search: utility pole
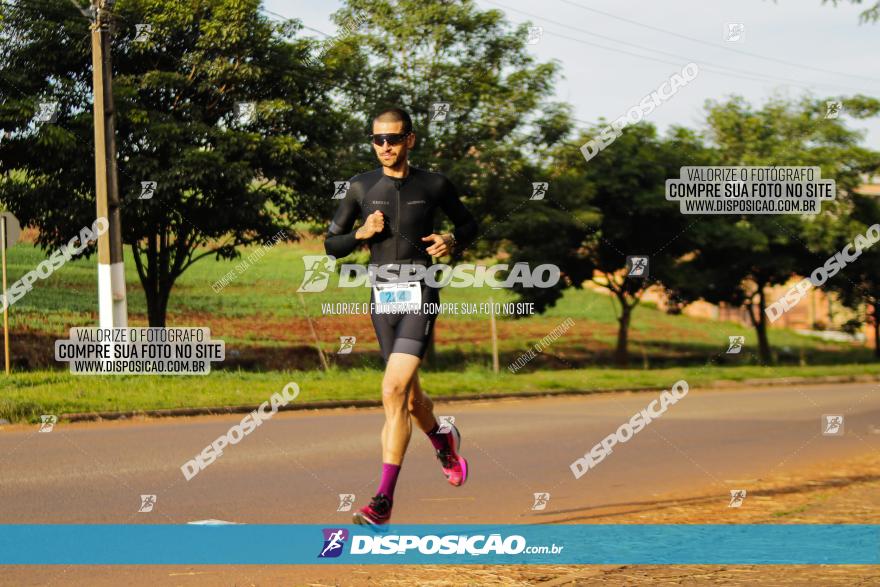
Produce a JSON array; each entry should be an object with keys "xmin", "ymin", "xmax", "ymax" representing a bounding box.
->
[{"xmin": 90, "ymin": 0, "xmax": 128, "ymax": 328}]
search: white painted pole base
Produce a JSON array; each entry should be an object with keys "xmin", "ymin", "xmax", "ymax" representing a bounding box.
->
[{"xmin": 98, "ymin": 261, "xmax": 128, "ymax": 328}]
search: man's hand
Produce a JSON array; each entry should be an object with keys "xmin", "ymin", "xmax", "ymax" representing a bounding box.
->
[
  {"xmin": 422, "ymin": 233, "xmax": 455, "ymax": 257},
  {"xmin": 356, "ymin": 211, "xmax": 384, "ymax": 240}
]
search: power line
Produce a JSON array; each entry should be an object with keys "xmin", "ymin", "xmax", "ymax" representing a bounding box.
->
[
  {"xmin": 260, "ymin": 7, "xmax": 331, "ymax": 38},
  {"xmin": 556, "ymin": 0, "xmax": 880, "ymax": 85},
  {"xmin": 505, "ymin": 19, "xmax": 854, "ymax": 95},
  {"xmin": 484, "ymin": 0, "xmax": 880, "ymax": 94}
]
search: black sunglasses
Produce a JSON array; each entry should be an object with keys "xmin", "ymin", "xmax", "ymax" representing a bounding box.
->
[{"xmin": 369, "ymin": 132, "xmax": 410, "ymax": 146}]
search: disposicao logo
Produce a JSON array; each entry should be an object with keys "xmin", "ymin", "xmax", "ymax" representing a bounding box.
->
[
  {"xmin": 316, "ymin": 530, "xmax": 563, "ymax": 558},
  {"xmin": 318, "ymin": 528, "xmax": 349, "ymax": 558}
]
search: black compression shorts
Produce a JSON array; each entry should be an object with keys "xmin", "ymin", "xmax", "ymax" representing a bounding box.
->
[{"xmin": 370, "ymin": 280, "xmax": 439, "ymax": 361}]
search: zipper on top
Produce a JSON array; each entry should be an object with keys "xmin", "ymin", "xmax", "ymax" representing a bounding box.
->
[{"xmin": 395, "ymin": 179, "xmax": 400, "ymax": 259}]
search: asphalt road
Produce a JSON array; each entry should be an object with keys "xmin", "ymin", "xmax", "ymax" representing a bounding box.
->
[{"xmin": 1, "ymin": 380, "xmax": 878, "ymax": 585}]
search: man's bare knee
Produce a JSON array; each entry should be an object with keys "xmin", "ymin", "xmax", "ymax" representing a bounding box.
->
[{"xmin": 382, "ymin": 378, "xmax": 408, "ymax": 399}]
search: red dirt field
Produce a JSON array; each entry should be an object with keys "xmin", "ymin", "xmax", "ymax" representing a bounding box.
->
[{"xmin": 9, "ymin": 306, "xmax": 844, "ymax": 371}]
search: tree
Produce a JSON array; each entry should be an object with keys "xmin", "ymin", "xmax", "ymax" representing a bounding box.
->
[
  {"xmin": 328, "ymin": 0, "xmax": 571, "ymax": 249},
  {"xmin": 811, "ymin": 188, "xmax": 880, "ymax": 358},
  {"xmin": 497, "ymin": 122, "xmax": 711, "ymax": 366},
  {"xmin": 666, "ymin": 215, "xmax": 812, "ymax": 365},
  {"xmin": 666, "ymin": 95, "xmax": 879, "ymax": 364},
  {"xmin": 0, "ymin": 0, "xmax": 358, "ymax": 325},
  {"xmin": 824, "ymin": 0, "xmax": 880, "ymax": 23}
]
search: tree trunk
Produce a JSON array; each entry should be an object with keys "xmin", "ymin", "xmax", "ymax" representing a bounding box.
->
[
  {"xmin": 614, "ymin": 301, "xmax": 632, "ymax": 367},
  {"xmin": 757, "ymin": 287, "xmax": 772, "ymax": 365},
  {"xmin": 874, "ymin": 301, "xmax": 880, "ymax": 360},
  {"xmin": 144, "ymin": 282, "xmax": 171, "ymax": 327},
  {"xmin": 133, "ymin": 238, "xmax": 174, "ymax": 327},
  {"xmin": 746, "ymin": 287, "xmax": 773, "ymax": 366}
]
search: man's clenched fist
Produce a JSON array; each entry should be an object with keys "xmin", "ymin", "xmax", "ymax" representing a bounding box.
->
[{"xmin": 356, "ymin": 210, "xmax": 385, "ymax": 240}]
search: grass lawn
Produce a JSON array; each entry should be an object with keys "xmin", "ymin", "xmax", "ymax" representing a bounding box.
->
[
  {"xmin": 2, "ymin": 363, "xmax": 878, "ymax": 423},
  {"xmin": 3, "ymin": 236, "xmax": 874, "ymax": 364},
  {"xmin": 1, "ymin": 235, "xmax": 877, "ymax": 423}
]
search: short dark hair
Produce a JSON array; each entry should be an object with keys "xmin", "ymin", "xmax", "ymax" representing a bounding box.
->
[{"xmin": 372, "ymin": 107, "xmax": 412, "ymax": 134}]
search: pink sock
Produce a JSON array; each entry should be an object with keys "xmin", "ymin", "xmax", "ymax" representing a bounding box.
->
[
  {"xmin": 377, "ymin": 463, "xmax": 401, "ymax": 500},
  {"xmin": 427, "ymin": 423, "xmax": 452, "ymax": 452}
]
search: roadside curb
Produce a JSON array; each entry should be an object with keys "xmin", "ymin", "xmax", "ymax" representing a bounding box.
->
[{"xmin": 58, "ymin": 373, "xmax": 880, "ymax": 423}]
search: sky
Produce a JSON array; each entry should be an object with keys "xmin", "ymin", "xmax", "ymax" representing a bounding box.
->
[{"xmin": 264, "ymin": 0, "xmax": 880, "ymax": 149}]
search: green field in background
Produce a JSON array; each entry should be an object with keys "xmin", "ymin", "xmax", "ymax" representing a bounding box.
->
[
  {"xmin": 1, "ymin": 235, "xmax": 875, "ymax": 416},
  {"xmin": 2, "ymin": 364, "xmax": 878, "ymax": 423},
  {"xmin": 2, "ymin": 237, "xmax": 865, "ymax": 354}
]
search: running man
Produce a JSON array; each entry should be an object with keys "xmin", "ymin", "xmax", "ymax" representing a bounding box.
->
[{"xmin": 324, "ymin": 107, "xmax": 477, "ymax": 526}]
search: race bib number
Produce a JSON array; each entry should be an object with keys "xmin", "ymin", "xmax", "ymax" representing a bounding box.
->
[{"xmin": 373, "ymin": 281, "xmax": 422, "ymax": 314}]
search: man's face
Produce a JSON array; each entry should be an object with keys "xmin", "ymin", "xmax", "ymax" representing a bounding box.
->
[{"xmin": 372, "ymin": 120, "xmax": 415, "ymax": 169}]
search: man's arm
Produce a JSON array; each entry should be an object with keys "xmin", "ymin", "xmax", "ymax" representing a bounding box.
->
[
  {"xmin": 438, "ymin": 176, "xmax": 478, "ymax": 255},
  {"xmin": 324, "ymin": 184, "xmax": 362, "ymax": 258}
]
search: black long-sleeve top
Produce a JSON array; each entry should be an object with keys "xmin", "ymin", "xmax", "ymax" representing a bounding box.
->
[{"xmin": 324, "ymin": 166, "xmax": 478, "ymax": 262}]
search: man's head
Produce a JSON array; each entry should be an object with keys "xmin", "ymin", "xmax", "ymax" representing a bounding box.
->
[{"xmin": 371, "ymin": 108, "xmax": 415, "ymax": 170}]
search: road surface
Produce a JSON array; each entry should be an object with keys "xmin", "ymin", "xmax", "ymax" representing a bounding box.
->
[{"xmin": 1, "ymin": 380, "xmax": 878, "ymax": 584}]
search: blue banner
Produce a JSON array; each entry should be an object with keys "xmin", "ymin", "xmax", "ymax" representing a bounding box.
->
[{"xmin": 0, "ymin": 524, "xmax": 877, "ymax": 564}]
